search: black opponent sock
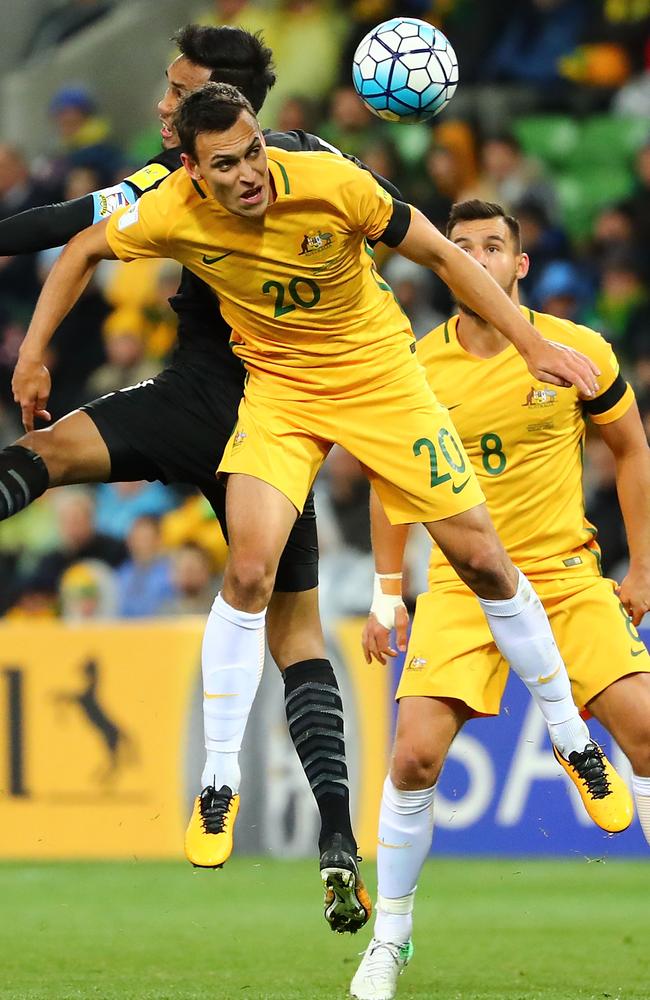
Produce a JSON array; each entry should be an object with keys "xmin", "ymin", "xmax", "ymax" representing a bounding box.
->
[
  {"xmin": 283, "ymin": 658, "xmax": 356, "ymax": 853},
  {"xmin": 0, "ymin": 446, "xmax": 49, "ymax": 520}
]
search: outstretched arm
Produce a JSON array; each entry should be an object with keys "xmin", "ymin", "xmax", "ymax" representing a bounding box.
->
[
  {"xmin": 363, "ymin": 488, "xmax": 411, "ymax": 665},
  {"xmin": 395, "ymin": 207, "xmax": 600, "ymax": 397},
  {"xmin": 12, "ymin": 219, "xmax": 116, "ymax": 431},
  {"xmin": 597, "ymin": 402, "xmax": 650, "ymax": 626},
  {"xmin": 0, "ymin": 195, "xmax": 95, "ymax": 254}
]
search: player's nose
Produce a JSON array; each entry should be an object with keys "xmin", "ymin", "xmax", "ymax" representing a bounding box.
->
[
  {"xmin": 239, "ymin": 161, "xmax": 257, "ymax": 184},
  {"xmin": 157, "ymin": 89, "xmax": 173, "ymax": 118}
]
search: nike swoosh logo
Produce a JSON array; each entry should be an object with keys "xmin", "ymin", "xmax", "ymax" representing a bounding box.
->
[
  {"xmin": 451, "ymin": 477, "xmax": 471, "ymax": 494},
  {"xmin": 447, "ymin": 404, "xmax": 462, "ymax": 411},
  {"xmin": 202, "ymin": 252, "xmax": 233, "ymax": 265},
  {"xmin": 377, "ymin": 839, "xmax": 412, "ymax": 849},
  {"xmin": 536, "ymin": 664, "xmax": 561, "ymax": 685},
  {"xmin": 203, "ymin": 691, "xmax": 238, "ymax": 699},
  {"xmin": 631, "ymin": 647, "xmax": 647, "ymax": 657}
]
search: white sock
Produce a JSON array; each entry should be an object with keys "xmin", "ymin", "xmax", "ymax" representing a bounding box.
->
[
  {"xmin": 478, "ymin": 569, "xmax": 589, "ymax": 756},
  {"xmin": 374, "ymin": 777, "xmax": 435, "ymax": 945},
  {"xmin": 200, "ymin": 593, "xmax": 266, "ymax": 793},
  {"xmin": 632, "ymin": 774, "xmax": 650, "ymax": 847}
]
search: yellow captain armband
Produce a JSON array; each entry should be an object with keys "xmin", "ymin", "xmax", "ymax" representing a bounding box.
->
[{"xmin": 123, "ymin": 162, "xmax": 170, "ymax": 195}]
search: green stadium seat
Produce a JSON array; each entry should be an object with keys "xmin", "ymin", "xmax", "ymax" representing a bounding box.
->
[
  {"xmin": 513, "ymin": 115, "xmax": 580, "ymax": 168},
  {"xmin": 555, "ymin": 166, "xmax": 635, "ymax": 240},
  {"xmin": 568, "ymin": 115, "xmax": 649, "ymax": 168}
]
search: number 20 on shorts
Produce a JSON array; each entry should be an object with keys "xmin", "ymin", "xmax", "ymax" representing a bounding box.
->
[{"xmin": 413, "ymin": 428, "xmax": 466, "ymax": 487}]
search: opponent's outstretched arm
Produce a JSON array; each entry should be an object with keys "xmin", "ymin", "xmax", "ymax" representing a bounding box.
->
[
  {"xmin": 12, "ymin": 219, "xmax": 116, "ymax": 431},
  {"xmin": 395, "ymin": 207, "xmax": 600, "ymax": 397}
]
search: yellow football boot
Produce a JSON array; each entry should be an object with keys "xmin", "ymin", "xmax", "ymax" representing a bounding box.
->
[
  {"xmin": 184, "ymin": 784, "xmax": 240, "ymax": 868},
  {"xmin": 553, "ymin": 742, "xmax": 634, "ymax": 833}
]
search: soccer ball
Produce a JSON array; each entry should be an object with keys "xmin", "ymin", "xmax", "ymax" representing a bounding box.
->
[{"xmin": 352, "ymin": 18, "xmax": 458, "ymax": 124}]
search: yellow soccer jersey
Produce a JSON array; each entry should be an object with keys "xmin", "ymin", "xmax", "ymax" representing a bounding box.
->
[
  {"xmin": 417, "ymin": 307, "xmax": 634, "ymax": 581},
  {"xmin": 106, "ymin": 148, "xmax": 414, "ymax": 398}
]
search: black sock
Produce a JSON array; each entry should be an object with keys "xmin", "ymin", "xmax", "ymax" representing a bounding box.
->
[
  {"xmin": 283, "ymin": 658, "xmax": 356, "ymax": 852},
  {"xmin": 0, "ymin": 446, "xmax": 49, "ymax": 520}
]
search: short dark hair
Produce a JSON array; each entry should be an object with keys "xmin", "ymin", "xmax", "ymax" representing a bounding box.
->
[
  {"xmin": 174, "ymin": 82, "xmax": 255, "ymax": 159},
  {"xmin": 172, "ymin": 25, "xmax": 276, "ymax": 114},
  {"xmin": 446, "ymin": 199, "xmax": 522, "ymax": 252}
]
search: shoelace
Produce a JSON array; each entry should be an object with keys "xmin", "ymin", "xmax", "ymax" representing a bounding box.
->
[
  {"xmin": 567, "ymin": 742, "xmax": 611, "ymax": 800},
  {"xmin": 360, "ymin": 940, "xmax": 406, "ymax": 977},
  {"xmin": 199, "ymin": 785, "xmax": 233, "ymax": 834}
]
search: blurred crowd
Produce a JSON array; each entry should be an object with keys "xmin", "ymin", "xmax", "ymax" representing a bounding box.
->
[{"xmin": 0, "ymin": 0, "xmax": 649, "ymax": 622}]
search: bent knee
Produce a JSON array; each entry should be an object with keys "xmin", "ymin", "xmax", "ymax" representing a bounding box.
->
[
  {"xmin": 456, "ymin": 545, "xmax": 513, "ymax": 597},
  {"xmin": 391, "ymin": 744, "xmax": 442, "ymax": 790},
  {"xmin": 17, "ymin": 413, "xmax": 108, "ymax": 486},
  {"xmin": 17, "ymin": 430, "xmax": 62, "ymax": 481},
  {"xmin": 226, "ymin": 557, "xmax": 276, "ymax": 608}
]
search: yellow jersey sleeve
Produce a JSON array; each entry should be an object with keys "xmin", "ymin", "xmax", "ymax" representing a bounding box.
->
[
  {"xmin": 570, "ymin": 323, "xmax": 635, "ymax": 425},
  {"xmin": 337, "ymin": 164, "xmax": 404, "ymax": 243},
  {"xmin": 106, "ymin": 189, "xmax": 171, "ymax": 262}
]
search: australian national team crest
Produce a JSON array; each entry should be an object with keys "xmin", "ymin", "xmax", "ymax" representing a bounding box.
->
[
  {"xmin": 299, "ymin": 231, "xmax": 334, "ymax": 256},
  {"xmin": 523, "ymin": 386, "xmax": 558, "ymax": 408}
]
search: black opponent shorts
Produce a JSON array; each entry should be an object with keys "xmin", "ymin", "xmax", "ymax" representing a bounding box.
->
[{"xmin": 81, "ymin": 359, "xmax": 318, "ymax": 593}]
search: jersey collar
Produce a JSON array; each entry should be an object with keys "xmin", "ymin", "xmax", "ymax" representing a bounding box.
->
[{"xmin": 266, "ymin": 157, "xmax": 291, "ymax": 203}]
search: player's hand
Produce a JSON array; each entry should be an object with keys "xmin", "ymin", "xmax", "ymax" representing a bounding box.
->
[
  {"xmin": 523, "ymin": 338, "xmax": 600, "ymax": 397},
  {"xmin": 12, "ymin": 354, "xmax": 52, "ymax": 432},
  {"xmin": 616, "ymin": 564, "xmax": 650, "ymax": 627},
  {"xmin": 362, "ymin": 604, "xmax": 409, "ymax": 665}
]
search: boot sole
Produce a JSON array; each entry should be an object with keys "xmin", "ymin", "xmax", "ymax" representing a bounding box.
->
[{"xmin": 321, "ymin": 866, "xmax": 372, "ymax": 934}]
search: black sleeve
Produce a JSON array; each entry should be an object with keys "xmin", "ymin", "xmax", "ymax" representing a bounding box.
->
[
  {"xmin": 379, "ymin": 200, "xmax": 412, "ymax": 248},
  {"xmin": 582, "ymin": 373, "xmax": 628, "ymax": 416},
  {"xmin": 0, "ymin": 195, "xmax": 94, "ymax": 254},
  {"xmin": 264, "ymin": 128, "xmax": 403, "ymax": 201}
]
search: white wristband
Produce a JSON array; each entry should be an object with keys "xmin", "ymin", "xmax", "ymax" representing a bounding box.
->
[{"xmin": 371, "ymin": 573, "xmax": 405, "ymax": 630}]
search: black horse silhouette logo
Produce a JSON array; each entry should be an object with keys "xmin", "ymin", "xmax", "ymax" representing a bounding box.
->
[{"xmin": 53, "ymin": 660, "xmax": 137, "ymax": 783}]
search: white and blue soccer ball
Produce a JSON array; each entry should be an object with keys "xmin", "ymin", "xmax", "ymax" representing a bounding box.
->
[{"xmin": 352, "ymin": 18, "xmax": 458, "ymax": 124}]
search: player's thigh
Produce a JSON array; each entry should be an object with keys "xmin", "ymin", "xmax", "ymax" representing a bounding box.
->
[
  {"xmin": 19, "ymin": 410, "xmax": 111, "ymax": 485},
  {"xmin": 423, "ymin": 502, "xmax": 514, "ymax": 596},
  {"xmin": 542, "ymin": 574, "xmax": 650, "ymax": 711},
  {"xmin": 588, "ymin": 672, "xmax": 650, "ymax": 773},
  {"xmin": 225, "ymin": 473, "xmax": 300, "ymax": 571},
  {"xmin": 334, "ymin": 370, "xmax": 485, "ymax": 525},
  {"xmin": 274, "ymin": 489, "xmax": 319, "ymax": 593},
  {"xmin": 219, "ymin": 392, "xmax": 330, "ymax": 515},
  {"xmin": 391, "ymin": 695, "xmax": 471, "ymax": 789},
  {"xmin": 398, "ymin": 587, "xmax": 506, "ymax": 717},
  {"xmin": 83, "ymin": 364, "xmax": 243, "ymax": 491}
]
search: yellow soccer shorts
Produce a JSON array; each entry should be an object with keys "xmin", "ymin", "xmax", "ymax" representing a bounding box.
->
[
  {"xmin": 397, "ymin": 570, "xmax": 650, "ymax": 713},
  {"xmin": 218, "ymin": 364, "xmax": 485, "ymax": 524}
]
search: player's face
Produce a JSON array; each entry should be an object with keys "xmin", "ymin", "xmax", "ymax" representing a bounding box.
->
[
  {"xmin": 449, "ymin": 217, "xmax": 529, "ymax": 317},
  {"xmin": 158, "ymin": 56, "xmax": 212, "ymax": 148},
  {"xmin": 182, "ymin": 112, "xmax": 271, "ymax": 219}
]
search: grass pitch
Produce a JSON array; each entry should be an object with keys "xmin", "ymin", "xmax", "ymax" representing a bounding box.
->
[{"xmin": 0, "ymin": 857, "xmax": 648, "ymax": 999}]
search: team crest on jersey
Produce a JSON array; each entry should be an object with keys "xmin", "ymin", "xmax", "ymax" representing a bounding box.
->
[
  {"xmin": 407, "ymin": 655, "xmax": 427, "ymax": 671},
  {"xmin": 523, "ymin": 386, "xmax": 558, "ymax": 408},
  {"xmin": 298, "ymin": 231, "xmax": 333, "ymax": 256},
  {"xmin": 232, "ymin": 428, "xmax": 247, "ymax": 449}
]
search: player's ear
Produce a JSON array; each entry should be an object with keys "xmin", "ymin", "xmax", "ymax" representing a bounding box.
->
[
  {"xmin": 181, "ymin": 152, "xmax": 202, "ymax": 180},
  {"xmin": 517, "ymin": 252, "xmax": 530, "ymax": 280}
]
